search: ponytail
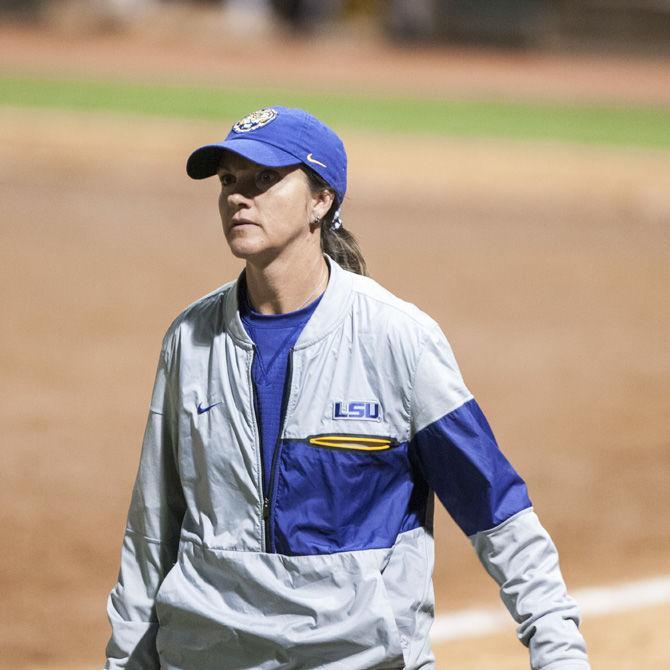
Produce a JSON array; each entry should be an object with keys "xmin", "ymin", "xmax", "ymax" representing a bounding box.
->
[
  {"xmin": 303, "ymin": 166, "xmax": 368, "ymax": 277},
  {"xmin": 320, "ymin": 221, "xmax": 368, "ymax": 276}
]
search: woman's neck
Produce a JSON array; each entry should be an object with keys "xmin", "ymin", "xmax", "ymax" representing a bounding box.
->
[{"xmin": 245, "ymin": 250, "xmax": 329, "ymax": 315}]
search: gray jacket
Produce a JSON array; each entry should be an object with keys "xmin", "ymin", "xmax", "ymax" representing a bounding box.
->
[{"xmin": 105, "ymin": 256, "xmax": 589, "ymax": 669}]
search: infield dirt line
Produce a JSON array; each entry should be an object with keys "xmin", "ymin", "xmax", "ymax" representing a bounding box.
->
[{"xmin": 431, "ymin": 574, "xmax": 670, "ymax": 641}]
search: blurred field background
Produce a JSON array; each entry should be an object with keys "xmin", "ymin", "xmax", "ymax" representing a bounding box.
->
[{"xmin": 1, "ymin": 1, "xmax": 669, "ymax": 668}]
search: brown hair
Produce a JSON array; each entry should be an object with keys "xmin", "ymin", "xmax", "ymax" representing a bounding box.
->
[{"xmin": 303, "ymin": 168, "xmax": 368, "ymax": 277}]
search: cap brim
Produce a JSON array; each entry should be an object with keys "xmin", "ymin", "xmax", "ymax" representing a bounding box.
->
[{"xmin": 186, "ymin": 138, "xmax": 301, "ymax": 179}]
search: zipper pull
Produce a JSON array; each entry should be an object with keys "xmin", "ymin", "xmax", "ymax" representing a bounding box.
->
[{"xmin": 263, "ymin": 497, "xmax": 270, "ymax": 519}]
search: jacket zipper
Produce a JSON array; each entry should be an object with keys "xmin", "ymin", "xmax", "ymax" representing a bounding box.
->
[
  {"xmin": 264, "ymin": 349, "xmax": 294, "ymax": 553},
  {"xmin": 249, "ymin": 346, "xmax": 295, "ymax": 552},
  {"xmin": 249, "ymin": 349, "xmax": 267, "ymax": 550}
]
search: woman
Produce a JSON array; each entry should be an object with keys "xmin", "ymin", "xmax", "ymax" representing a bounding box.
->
[{"xmin": 105, "ymin": 107, "xmax": 590, "ymax": 669}]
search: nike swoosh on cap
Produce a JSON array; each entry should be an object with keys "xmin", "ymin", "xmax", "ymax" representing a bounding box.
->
[{"xmin": 306, "ymin": 153, "xmax": 327, "ymax": 168}]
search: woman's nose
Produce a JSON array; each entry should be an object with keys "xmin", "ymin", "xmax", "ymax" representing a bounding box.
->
[
  {"xmin": 226, "ymin": 176, "xmax": 256, "ymax": 206},
  {"xmin": 227, "ymin": 190, "xmax": 250, "ymax": 208}
]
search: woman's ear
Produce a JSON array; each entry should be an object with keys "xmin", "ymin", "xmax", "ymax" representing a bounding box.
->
[{"xmin": 311, "ymin": 188, "xmax": 335, "ymax": 223}]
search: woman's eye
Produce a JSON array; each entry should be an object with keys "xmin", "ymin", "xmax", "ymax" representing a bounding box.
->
[
  {"xmin": 257, "ymin": 170, "xmax": 279, "ymax": 186},
  {"xmin": 219, "ymin": 174, "xmax": 235, "ymax": 186}
]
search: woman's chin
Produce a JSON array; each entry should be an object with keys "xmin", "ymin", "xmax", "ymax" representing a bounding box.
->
[{"xmin": 225, "ymin": 233, "xmax": 265, "ymax": 259}]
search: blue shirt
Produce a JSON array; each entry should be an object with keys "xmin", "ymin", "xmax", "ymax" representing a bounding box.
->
[{"xmin": 240, "ymin": 282, "xmax": 322, "ymax": 498}]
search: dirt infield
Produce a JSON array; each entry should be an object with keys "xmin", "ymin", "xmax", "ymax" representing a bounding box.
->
[{"xmin": 1, "ymin": 25, "xmax": 669, "ymax": 669}]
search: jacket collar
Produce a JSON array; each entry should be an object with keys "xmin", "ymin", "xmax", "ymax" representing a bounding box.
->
[{"xmin": 223, "ymin": 255, "xmax": 355, "ymax": 349}]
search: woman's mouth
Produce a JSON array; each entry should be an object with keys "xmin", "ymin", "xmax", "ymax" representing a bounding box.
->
[{"xmin": 231, "ymin": 218, "xmax": 257, "ymax": 228}]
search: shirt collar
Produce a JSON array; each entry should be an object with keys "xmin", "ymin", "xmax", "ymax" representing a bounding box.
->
[{"xmin": 223, "ymin": 255, "xmax": 355, "ymax": 348}]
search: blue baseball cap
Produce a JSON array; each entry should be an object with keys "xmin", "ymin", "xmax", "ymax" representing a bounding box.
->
[{"xmin": 186, "ymin": 106, "xmax": 347, "ymax": 205}]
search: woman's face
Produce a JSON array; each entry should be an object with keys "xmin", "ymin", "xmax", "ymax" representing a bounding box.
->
[{"xmin": 217, "ymin": 152, "xmax": 329, "ymax": 263}]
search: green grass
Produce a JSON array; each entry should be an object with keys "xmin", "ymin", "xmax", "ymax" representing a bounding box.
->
[{"xmin": 1, "ymin": 73, "xmax": 669, "ymax": 148}]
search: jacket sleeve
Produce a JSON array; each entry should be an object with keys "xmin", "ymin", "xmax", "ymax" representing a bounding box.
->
[
  {"xmin": 409, "ymin": 322, "xmax": 589, "ymax": 669},
  {"xmin": 105, "ymin": 344, "xmax": 186, "ymax": 669}
]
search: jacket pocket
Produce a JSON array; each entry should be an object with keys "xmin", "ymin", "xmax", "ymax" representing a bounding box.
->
[
  {"xmin": 153, "ymin": 540, "xmax": 406, "ymax": 670},
  {"xmin": 306, "ymin": 433, "xmax": 398, "ymax": 451}
]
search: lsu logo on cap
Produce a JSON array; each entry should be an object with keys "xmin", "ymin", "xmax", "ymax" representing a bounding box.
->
[
  {"xmin": 332, "ymin": 401, "xmax": 381, "ymax": 421},
  {"xmin": 233, "ymin": 108, "xmax": 278, "ymax": 133}
]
